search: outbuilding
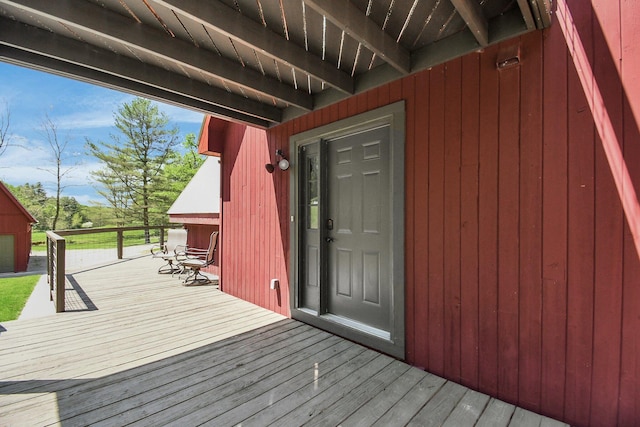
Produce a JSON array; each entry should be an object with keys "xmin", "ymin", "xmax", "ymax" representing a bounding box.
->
[
  {"xmin": 167, "ymin": 155, "xmax": 221, "ymax": 277},
  {"xmin": 0, "ymin": 181, "xmax": 37, "ymax": 273}
]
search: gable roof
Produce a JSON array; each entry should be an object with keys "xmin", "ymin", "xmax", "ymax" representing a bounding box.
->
[
  {"xmin": 167, "ymin": 156, "xmax": 221, "ymax": 215},
  {"xmin": 0, "ymin": 181, "xmax": 37, "ymax": 223}
]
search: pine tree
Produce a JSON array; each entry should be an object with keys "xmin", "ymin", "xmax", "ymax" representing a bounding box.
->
[{"xmin": 87, "ymin": 98, "xmax": 179, "ymax": 242}]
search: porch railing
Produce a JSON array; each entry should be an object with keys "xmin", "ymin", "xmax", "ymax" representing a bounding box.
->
[
  {"xmin": 45, "ymin": 226, "xmax": 171, "ymax": 313},
  {"xmin": 46, "ymin": 230, "xmax": 66, "ymax": 313}
]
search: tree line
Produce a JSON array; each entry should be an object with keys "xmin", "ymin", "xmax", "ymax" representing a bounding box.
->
[
  {"xmin": 6, "ymin": 182, "xmax": 89, "ymax": 230},
  {"xmin": 3, "ymin": 97, "xmax": 204, "ymax": 232}
]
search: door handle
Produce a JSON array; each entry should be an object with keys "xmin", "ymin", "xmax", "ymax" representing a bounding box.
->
[{"xmin": 325, "ymin": 236, "xmax": 334, "ymax": 243}]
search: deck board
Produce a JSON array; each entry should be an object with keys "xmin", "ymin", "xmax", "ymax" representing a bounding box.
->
[
  {"xmin": 0, "ymin": 256, "xmax": 569, "ymax": 426},
  {"xmin": 407, "ymin": 380, "xmax": 469, "ymax": 426},
  {"xmin": 476, "ymin": 398, "xmax": 517, "ymax": 427}
]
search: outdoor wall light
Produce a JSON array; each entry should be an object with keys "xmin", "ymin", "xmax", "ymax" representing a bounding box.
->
[
  {"xmin": 277, "ymin": 150, "xmax": 290, "ymax": 171},
  {"xmin": 265, "ymin": 149, "xmax": 290, "ymax": 173}
]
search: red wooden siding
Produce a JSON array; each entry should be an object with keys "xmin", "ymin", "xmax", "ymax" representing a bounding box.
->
[
  {"xmin": 168, "ymin": 214, "xmax": 220, "ymax": 276},
  {"xmin": 214, "ymin": 1, "xmax": 640, "ymax": 424},
  {"xmin": 182, "ymin": 224, "xmax": 219, "ymax": 276},
  {"xmin": 620, "ymin": 0, "xmax": 640, "ymax": 424},
  {"xmin": 0, "ymin": 182, "xmax": 35, "ymax": 272},
  {"xmin": 218, "ymin": 123, "xmax": 290, "ymax": 316}
]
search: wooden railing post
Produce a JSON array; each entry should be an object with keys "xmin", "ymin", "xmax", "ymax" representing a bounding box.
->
[
  {"xmin": 46, "ymin": 231, "xmax": 66, "ymax": 312},
  {"xmin": 117, "ymin": 230, "xmax": 123, "ymax": 259},
  {"xmin": 159, "ymin": 227, "xmax": 165, "ymax": 247},
  {"xmin": 46, "ymin": 237, "xmax": 52, "ymax": 300},
  {"xmin": 55, "ymin": 238, "xmax": 65, "ymax": 312}
]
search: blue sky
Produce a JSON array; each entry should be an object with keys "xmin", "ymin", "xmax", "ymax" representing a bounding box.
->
[{"xmin": 0, "ymin": 61, "xmax": 205, "ymax": 205}]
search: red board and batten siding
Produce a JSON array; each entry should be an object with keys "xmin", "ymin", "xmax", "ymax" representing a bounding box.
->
[
  {"xmin": 214, "ymin": 2, "xmax": 640, "ymax": 424},
  {"xmin": 218, "ymin": 123, "xmax": 291, "ymax": 315},
  {"xmin": 186, "ymin": 224, "xmax": 219, "ymax": 277},
  {"xmin": 0, "ymin": 182, "xmax": 35, "ymax": 272},
  {"xmin": 620, "ymin": 0, "xmax": 640, "ymax": 425}
]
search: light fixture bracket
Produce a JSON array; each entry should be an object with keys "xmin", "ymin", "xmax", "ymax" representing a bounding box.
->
[{"xmin": 265, "ymin": 149, "xmax": 290, "ymax": 172}]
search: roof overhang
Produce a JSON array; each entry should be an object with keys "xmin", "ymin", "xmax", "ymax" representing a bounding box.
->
[{"xmin": 0, "ymin": 0, "xmax": 553, "ymax": 129}]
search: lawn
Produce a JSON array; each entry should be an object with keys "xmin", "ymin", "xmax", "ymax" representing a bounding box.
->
[
  {"xmin": 31, "ymin": 229, "xmax": 162, "ymax": 250},
  {"xmin": 0, "ymin": 275, "xmax": 40, "ymax": 322}
]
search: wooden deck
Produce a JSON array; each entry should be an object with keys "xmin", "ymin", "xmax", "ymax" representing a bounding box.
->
[{"xmin": 0, "ymin": 256, "xmax": 568, "ymax": 426}]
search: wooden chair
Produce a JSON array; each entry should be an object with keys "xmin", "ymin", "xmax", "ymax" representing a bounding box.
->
[
  {"xmin": 177, "ymin": 231, "xmax": 218, "ymax": 286},
  {"xmin": 151, "ymin": 228, "xmax": 188, "ymax": 274}
]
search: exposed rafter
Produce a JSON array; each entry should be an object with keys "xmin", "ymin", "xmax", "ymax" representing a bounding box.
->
[
  {"xmin": 303, "ymin": 0, "xmax": 411, "ymax": 74},
  {"xmin": 516, "ymin": 0, "xmax": 537, "ymax": 30},
  {"xmin": 531, "ymin": 0, "xmax": 553, "ymax": 29},
  {"xmin": 449, "ymin": 0, "xmax": 489, "ymax": 46},
  {"xmin": 0, "ymin": 18, "xmax": 282, "ymax": 124},
  {"xmin": 0, "ymin": 0, "xmax": 313, "ymax": 112},
  {"xmin": 284, "ymin": 8, "xmax": 533, "ymax": 122},
  {"xmin": 152, "ymin": 0, "xmax": 354, "ymax": 95},
  {"xmin": 0, "ymin": 0, "xmax": 550, "ymax": 127}
]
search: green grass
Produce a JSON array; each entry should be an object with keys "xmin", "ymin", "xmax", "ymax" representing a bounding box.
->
[
  {"xmin": 31, "ymin": 230, "xmax": 161, "ymax": 250},
  {"xmin": 0, "ymin": 275, "xmax": 40, "ymax": 321}
]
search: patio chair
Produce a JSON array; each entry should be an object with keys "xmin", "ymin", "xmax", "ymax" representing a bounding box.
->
[
  {"xmin": 151, "ymin": 228, "xmax": 188, "ymax": 274},
  {"xmin": 177, "ymin": 231, "xmax": 218, "ymax": 286}
]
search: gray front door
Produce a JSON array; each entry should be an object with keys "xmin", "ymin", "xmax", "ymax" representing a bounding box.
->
[
  {"xmin": 299, "ymin": 125, "xmax": 391, "ymax": 335},
  {"xmin": 292, "ymin": 101, "xmax": 405, "ymax": 358},
  {"xmin": 326, "ymin": 125, "xmax": 391, "ymax": 332}
]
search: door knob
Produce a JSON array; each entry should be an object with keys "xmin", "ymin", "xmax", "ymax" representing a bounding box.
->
[{"xmin": 325, "ymin": 236, "xmax": 334, "ymax": 243}]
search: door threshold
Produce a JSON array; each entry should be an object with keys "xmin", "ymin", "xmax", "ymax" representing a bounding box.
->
[
  {"xmin": 320, "ymin": 313, "xmax": 391, "ymax": 341},
  {"xmin": 297, "ymin": 308, "xmax": 391, "ymax": 341}
]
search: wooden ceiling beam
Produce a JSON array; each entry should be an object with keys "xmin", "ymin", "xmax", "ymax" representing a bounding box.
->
[
  {"xmin": 516, "ymin": 0, "xmax": 537, "ymax": 30},
  {"xmin": 532, "ymin": 0, "xmax": 553, "ymax": 29},
  {"xmin": 152, "ymin": 0, "xmax": 354, "ymax": 95},
  {"xmin": 0, "ymin": 0, "xmax": 313, "ymax": 111},
  {"xmin": 0, "ymin": 18, "xmax": 282, "ymax": 124},
  {"xmin": 449, "ymin": 0, "xmax": 489, "ymax": 46},
  {"xmin": 303, "ymin": 0, "xmax": 411, "ymax": 74}
]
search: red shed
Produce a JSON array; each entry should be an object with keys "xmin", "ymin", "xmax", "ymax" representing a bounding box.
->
[{"xmin": 0, "ymin": 181, "xmax": 37, "ymax": 273}]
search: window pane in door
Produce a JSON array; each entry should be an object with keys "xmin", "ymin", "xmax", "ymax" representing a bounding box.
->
[{"xmin": 307, "ymin": 155, "xmax": 319, "ymax": 230}]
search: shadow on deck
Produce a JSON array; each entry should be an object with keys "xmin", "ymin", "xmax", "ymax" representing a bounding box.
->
[
  {"xmin": 63, "ymin": 274, "xmax": 98, "ymax": 312},
  {"xmin": 0, "ymin": 256, "xmax": 567, "ymax": 426}
]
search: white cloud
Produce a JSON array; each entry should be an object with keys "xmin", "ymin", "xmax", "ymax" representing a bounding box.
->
[
  {"xmin": 56, "ymin": 111, "xmax": 116, "ymax": 130},
  {"xmin": 62, "ymin": 162, "xmax": 103, "ymax": 186},
  {"xmin": 1, "ymin": 138, "xmax": 48, "ymax": 165},
  {"xmin": 52, "ymin": 96, "xmax": 204, "ymax": 131},
  {"xmin": 0, "ymin": 140, "xmax": 105, "ymax": 204},
  {"xmin": 51, "ymin": 92, "xmax": 129, "ymax": 130}
]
